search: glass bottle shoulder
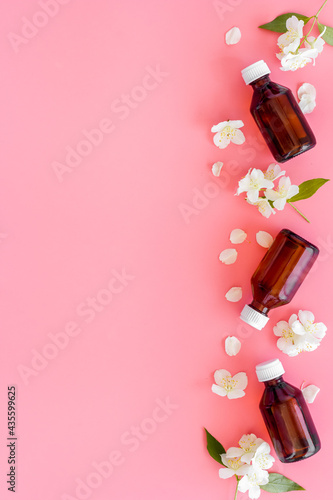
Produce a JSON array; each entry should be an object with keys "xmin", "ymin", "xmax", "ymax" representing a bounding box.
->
[
  {"xmin": 260, "ymin": 379, "xmax": 302, "ymax": 407},
  {"xmin": 250, "ymin": 80, "xmax": 290, "ymax": 108}
]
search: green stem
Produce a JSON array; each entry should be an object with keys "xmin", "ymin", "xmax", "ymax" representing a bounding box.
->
[
  {"xmin": 234, "ymin": 476, "xmax": 240, "ymax": 500},
  {"xmin": 302, "ymin": 16, "xmax": 317, "ymax": 42},
  {"xmin": 300, "ymin": 0, "xmax": 328, "ymax": 46},
  {"xmin": 315, "ymin": 0, "xmax": 328, "ymax": 18},
  {"xmin": 287, "ymin": 202, "xmax": 310, "ymax": 223}
]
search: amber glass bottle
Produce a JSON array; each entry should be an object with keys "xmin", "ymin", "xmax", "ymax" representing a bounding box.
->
[
  {"xmin": 256, "ymin": 359, "xmax": 321, "ymax": 463},
  {"xmin": 240, "ymin": 229, "xmax": 319, "ymax": 330},
  {"xmin": 241, "ymin": 60, "xmax": 316, "ymax": 162}
]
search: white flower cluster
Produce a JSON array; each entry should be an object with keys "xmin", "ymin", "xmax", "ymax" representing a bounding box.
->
[
  {"xmin": 274, "ymin": 310, "xmax": 327, "ymax": 357},
  {"xmin": 219, "ymin": 434, "xmax": 275, "ymax": 499},
  {"xmin": 235, "ymin": 164, "xmax": 299, "ymax": 218},
  {"xmin": 212, "ymin": 369, "xmax": 248, "ymax": 399},
  {"xmin": 277, "ymin": 16, "xmax": 326, "ymax": 71}
]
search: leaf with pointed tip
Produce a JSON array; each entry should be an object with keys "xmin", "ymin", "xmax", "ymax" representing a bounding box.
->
[
  {"xmin": 204, "ymin": 428, "xmax": 225, "ymax": 464},
  {"xmin": 318, "ymin": 21, "xmax": 333, "ymax": 46},
  {"xmin": 288, "ymin": 178, "xmax": 329, "ymax": 202},
  {"xmin": 258, "ymin": 13, "xmax": 309, "ymax": 33},
  {"xmin": 261, "ymin": 473, "xmax": 305, "ymax": 493}
]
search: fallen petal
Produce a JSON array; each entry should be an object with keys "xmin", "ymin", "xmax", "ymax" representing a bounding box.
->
[
  {"xmin": 302, "ymin": 384, "xmax": 320, "ymax": 403},
  {"xmin": 225, "ymin": 336, "xmax": 241, "ymax": 356},
  {"xmin": 212, "ymin": 161, "xmax": 224, "ymax": 177},
  {"xmin": 230, "ymin": 228, "xmax": 247, "ymax": 244},
  {"xmin": 256, "ymin": 231, "xmax": 274, "ymax": 248},
  {"xmin": 299, "ymin": 97, "xmax": 316, "ymax": 114},
  {"xmin": 225, "ymin": 27, "xmax": 241, "ymax": 45},
  {"xmin": 298, "ymin": 83, "xmax": 316, "ymax": 114},
  {"xmin": 219, "ymin": 248, "xmax": 238, "ymax": 265},
  {"xmin": 225, "ymin": 287, "xmax": 242, "ymax": 302},
  {"xmin": 298, "ymin": 82, "xmax": 316, "ymax": 100}
]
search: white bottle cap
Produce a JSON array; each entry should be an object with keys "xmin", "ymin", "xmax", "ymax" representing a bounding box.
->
[
  {"xmin": 241, "ymin": 60, "xmax": 271, "ymax": 85},
  {"xmin": 256, "ymin": 359, "xmax": 285, "ymax": 382},
  {"xmin": 240, "ymin": 304, "xmax": 269, "ymax": 330}
]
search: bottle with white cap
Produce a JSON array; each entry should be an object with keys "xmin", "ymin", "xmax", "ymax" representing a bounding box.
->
[
  {"xmin": 241, "ymin": 60, "xmax": 316, "ymax": 162},
  {"xmin": 256, "ymin": 358, "xmax": 321, "ymax": 463},
  {"xmin": 240, "ymin": 228, "xmax": 319, "ymax": 330}
]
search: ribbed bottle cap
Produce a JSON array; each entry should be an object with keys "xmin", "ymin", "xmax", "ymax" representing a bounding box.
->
[
  {"xmin": 241, "ymin": 60, "xmax": 271, "ymax": 85},
  {"xmin": 240, "ymin": 304, "xmax": 269, "ymax": 330},
  {"xmin": 256, "ymin": 359, "xmax": 285, "ymax": 382}
]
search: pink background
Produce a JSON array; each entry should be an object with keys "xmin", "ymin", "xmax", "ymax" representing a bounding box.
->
[{"xmin": 1, "ymin": 1, "xmax": 332, "ymax": 499}]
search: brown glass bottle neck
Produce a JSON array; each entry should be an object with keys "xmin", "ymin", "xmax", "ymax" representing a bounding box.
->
[
  {"xmin": 249, "ymin": 75, "xmax": 271, "ymax": 89},
  {"xmin": 250, "ymin": 300, "xmax": 269, "ymax": 315},
  {"xmin": 263, "ymin": 376, "xmax": 284, "ymax": 387}
]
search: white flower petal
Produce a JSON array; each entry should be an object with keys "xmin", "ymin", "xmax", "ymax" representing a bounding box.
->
[
  {"xmin": 286, "ymin": 15, "xmax": 304, "ymax": 35},
  {"xmin": 213, "ymin": 132, "xmax": 230, "ymax": 149},
  {"xmin": 225, "ymin": 336, "xmax": 241, "ymax": 356},
  {"xmin": 225, "ymin": 26, "xmax": 241, "ymax": 45},
  {"xmin": 287, "ymin": 184, "xmax": 299, "ymax": 199},
  {"xmin": 219, "ymin": 248, "xmax": 238, "ymax": 265},
  {"xmin": 299, "ymin": 97, "xmax": 316, "ymax": 114},
  {"xmin": 212, "ymin": 161, "xmax": 223, "ymax": 176},
  {"xmin": 214, "ymin": 369, "xmax": 231, "ymax": 384},
  {"xmin": 272, "ymin": 197, "xmax": 287, "ymax": 211},
  {"xmin": 219, "ymin": 467, "xmax": 236, "ymax": 479},
  {"xmin": 246, "ymin": 189, "xmax": 260, "ymax": 203},
  {"xmin": 238, "ymin": 474, "xmax": 250, "ymax": 493},
  {"xmin": 290, "ymin": 320, "xmax": 306, "ymax": 335},
  {"xmin": 312, "ymin": 322, "xmax": 327, "ymax": 339},
  {"xmin": 226, "ymin": 447, "xmax": 244, "ymax": 459},
  {"xmin": 227, "ymin": 389, "xmax": 245, "ymax": 399},
  {"xmin": 233, "ymin": 372, "xmax": 248, "ymax": 391},
  {"xmin": 264, "ymin": 163, "xmax": 286, "ymax": 181},
  {"xmin": 231, "ymin": 128, "xmax": 245, "ymax": 145},
  {"xmin": 265, "ymin": 189, "xmax": 279, "ymax": 201},
  {"xmin": 256, "ymin": 231, "xmax": 273, "ymax": 248},
  {"xmin": 302, "ymin": 384, "xmax": 320, "ymax": 403},
  {"xmin": 298, "ymin": 83, "xmax": 316, "ymax": 100},
  {"xmin": 237, "ymin": 464, "xmax": 252, "ymax": 476},
  {"xmin": 273, "ymin": 320, "xmax": 290, "ymax": 337},
  {"xmin": 225, "ymin": 287, "xmax": 242, "ymax": 302},
  {"xmin": 298, "ymin": 310, "xmax": 315, "ymax": 326},
  {"xmin": 230, "ymin": 228, "xmax": 247, "ymax": 244},
  {"xmin": 211, "ymin": 121, "xmax": 229, "ymax": 133},
  {"xmin": 228, "ymin": 120, "xmax": 244, "ymax": 129},
  {"xmin": 212, "ymin": 384, "xmax": 227, "ymax": 397},
  {"xmin": 288, "ymin": 313, "xmax": 298, "ymax": 327}
]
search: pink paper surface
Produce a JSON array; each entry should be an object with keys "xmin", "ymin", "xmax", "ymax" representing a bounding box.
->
[{"xmin": 1, "ymin": 1, "xmax": 332, "ymax": 499}]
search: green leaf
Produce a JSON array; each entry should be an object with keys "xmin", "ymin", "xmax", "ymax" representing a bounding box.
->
[
  {"xmin": 288, "ymin": 178, "xmax": 329, "ymax": 202},
  {"xmin": 261, "ymin": 473, "xmax": 305, "ymax": 493},
  {"xmin": 258, "ymin": 13, "xmax": 310, "ymax": 32},
  {"xmin": 204, "ymin": 428, "xmax": 225, "ymax": 464},
  {"xmin": 318, "ymin": 21, "xmax": 333, "ymax": 46}
]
